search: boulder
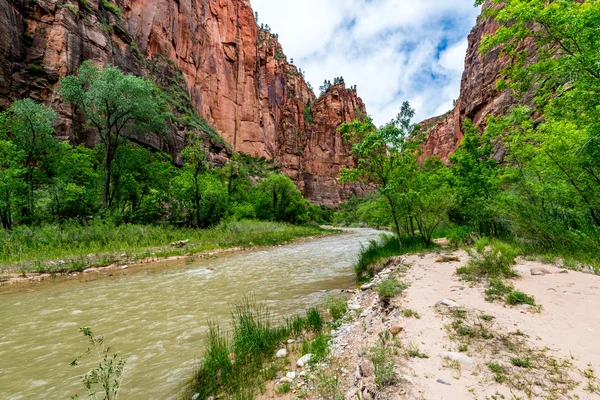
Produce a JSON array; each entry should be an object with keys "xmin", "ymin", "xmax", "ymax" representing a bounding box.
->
[
  {"xmin": 276, "ymin": 348, "xmax": 287, "ymax": 358},
  {"xmin": 531, "ymin": 267, "xmax": 552, "ymax": 276},
  {"xmin": 296, "ymin": 354, "xmax": 313, "ymax": 367},
  {"xmin": 436, "ymin": 299, "xmax": 460, "ymax": 308},
  {"xmin": 389, "ymin": 326, "xmax": 404, "ymax": 336}
]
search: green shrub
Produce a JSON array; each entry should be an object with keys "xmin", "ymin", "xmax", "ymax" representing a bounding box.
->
[
  {"xmin": 458, "ymin": 238, "xmax": 518, "ymax": 279},
  {"xmin": 484, "ymin": 279, "xmax": 514, "ymax": 302},
  {"xmin": 376, "ymin": 277, "xmax": 406, "ymax": 300},
  {"xmin": 102, "ymin": 0, "xmax": 122, "ymax": 18},
  {"xmin": 505, "ymin": 291, "xmax": 536, "ymax": 306},
  {"xmin": 370, "ymin": 344, "xmax": 396, "ymax": 387}
]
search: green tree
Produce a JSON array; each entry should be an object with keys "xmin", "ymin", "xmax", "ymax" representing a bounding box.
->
[
  {"xmin": 339, "ymin": 101, "xmax": 419, "ymax": 248},
  {"xmin": 0, "ymin": 140, "xmax": 25, "ymax": 229},
  {"xmin": 252, "ymin": 174, "xmax": 308, "ymax": 223},
  {"xmin": 0, "ymin": 99, "xmax": 58, "ymax": 221},
  {"xmin": 59, "ymin": 61, "xmax": 166, "ymax": 209}
]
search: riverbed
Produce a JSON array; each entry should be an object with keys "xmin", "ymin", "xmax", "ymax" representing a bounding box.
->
[{"xmin": 0, "ymin": 227, "xmax": 383, "ymax": 399}]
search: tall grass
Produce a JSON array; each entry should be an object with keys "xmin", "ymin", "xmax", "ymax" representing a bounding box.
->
[
  {"xmin": 354, "ymin": 234, "xmax": 432, "ymax": 281},
  {"xmin": 187, "ymin": 297, "xmax": 325, "ymax": 399},
  {"xmin": 0, "ymin": 220, "xmax": 330, "ymax": 274}
]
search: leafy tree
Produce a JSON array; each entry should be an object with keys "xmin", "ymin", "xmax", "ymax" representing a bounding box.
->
[
  {"xmin": 0, "ymin": 99, "xmax": 58, "ymax": 221},
  {"xmin": 340, "ymin": 101, "xmax": 419, "ymax": 248},
  {"xmin": 59, "ymin": 61, "xmax": 166, "ymax": 209},
  {"xmin": 0, "ymin": 140, "xmax": 25, "ymax": 229},
  {"xmin": 252, "ymin": 174, "xmax": 308, "ymax": 223}
]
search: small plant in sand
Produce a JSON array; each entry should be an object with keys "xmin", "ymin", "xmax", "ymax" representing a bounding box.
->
[
  {"xmin": 402, "ymin": 309, "xmax": 421, "ymax": 319},
  {"xmin": 376, "ymin": 277, "xmax": 407, "ymax": 303},
  {"xmin": 484, "ymin": 279, "xmax": 514, "ymax": 302},
  {"xmin": 70, "ymin": 327, "xmax": 125, "ymax": 400},
  {"xmin": 369, "ymin": 332, "xmax": 397, "ymax": 387},
  {"xmin": 406, "ymin": 343, "xmax": 429, "ymax": 359},
  {"xmin": 505, "ymin": 291, "xmax": 536, "ymax": 306},
  {"xmin": 275, "ymin": 382, "xmax": 292, "ymax": 394},
  {"xmin": 323, "ymin": 294, "xmax": 348, "ymax": 321}
]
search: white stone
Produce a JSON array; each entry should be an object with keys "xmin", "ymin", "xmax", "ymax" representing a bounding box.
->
[
  {"xmin": 440, "ymin": 351, "xmax": 476, "ymax": 366},
  {"xmin": 276, "ymin": 348, "xmax": 287, "ymax": 358},
  {"xmin": 436, "ymin": 299, "xmax": 460, "ymax": 308},
  {"xmin": 348, "ymin": 303, "xmax": 361, "ymax": 310},
  {"xmin": 296, "ymin": 354, "xmax": 313, "ymax": 367},
  {"xmin": 400, "ymin": 374, "xmax": 415, "ymax": 384},
  {"xmin": 286, "ymin": 371, "xmax": 296, "ymax": 379}
]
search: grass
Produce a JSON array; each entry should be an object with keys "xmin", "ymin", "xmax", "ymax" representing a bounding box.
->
[
  {"xmin": 0, "ymin": 220, "xmax": 332, "ymax": 275},
  {"xmin": 188, "ymin": 297, "xmax": 325, "ymax": 399},
  {"xmin": 354, "ymin": 234, "xmax": 432, "ymax": 281},
  {"xmin": 323, "ymin": 294, "xmax": 348, "ymax": 321},
  {"xmin": 406, "ymin": 343, "xmax": 429, "ymax": 359},
  {"xmin": 370, "ymin": 342, "xmax": 396, "ymax": 387},
  {"xmin": 275, "ymin": 382, "xmax": 291, "ymax": 394},
  {"xmin": 484, "ymin": 279, "xmax": 514, "ymax": 302},
  {"xmin": 402, "ymin": 309, "xmax": 421, "ymax": 319}
]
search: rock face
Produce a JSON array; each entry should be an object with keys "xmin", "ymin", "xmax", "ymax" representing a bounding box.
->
[
  {"xmin": 0, "ymin": 0, "xmax": 367, "ymax": 205},
  {"xmin": 420, "ymin": 1, "xmax": 527, "ymax": 162}
]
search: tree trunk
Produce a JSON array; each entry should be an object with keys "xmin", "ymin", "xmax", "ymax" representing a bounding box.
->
[
  {"xmin": 386, "ymin": 194, "xmax": 403, "ymax": 249},
  {"xmin": 103, "ymin": 162, "xmax": 111, "ymax": 209}
]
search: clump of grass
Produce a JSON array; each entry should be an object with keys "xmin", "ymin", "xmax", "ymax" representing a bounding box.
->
[
  {"xmin": 275, "ymin": 382, "xmax": 291, "ymax": 394},
  {"xmin": 487, "ymin": 362, "xmax": 505, "ymax": 373},
  {"xmin": 370, "ymin": 343, "xmax": 396, "ymax": 387},
  {"xmin": 505, "ymin": 291, "xmax": 536, "ymax": 306},
  {"xmin": 306, "ymin": 307, "xmax": 324, "ymax": 332},
  {"xmin": 102, "ymin": 0, "xmax": 122, "ymax": 18},
  {"xmin": 485, "ymin": 279, "xmax": 514, "ymax": 302},
  {"xmin": 480, "ymin": 314, "xmax": 495, "ymax": 321},
  {"xmin": 402, "ymin": 309, "xmax": 421, "ymax": 319},
  {"xmin": 406, "ymin": 343, "xmax": 429, "ymax": 359},
  {"xmin": 376, "ymin": 277, "xmax": 407, "ymax": 300},
  {"xmin": 457, "ymin": 238, "xmax": 518, "ymax": 280},
  {"xmin": 323, "ymin": 294, "xmax": 348, "ymax": 321},
  {"xmin": 458, "ymin": 344, "xmax": 468, "ymax": 352},
  {"xmin": 301, "ymin": 332, "xmax": 330, "ymax": 363},
  {"xmin": 511, "ymin": 357, "xmax": 532, "ymax": 368}
]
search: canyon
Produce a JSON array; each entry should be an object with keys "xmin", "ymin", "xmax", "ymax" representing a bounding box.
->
[{"xmin": 0, "ymin": 0, "xmax": 368, "ymax": 206}]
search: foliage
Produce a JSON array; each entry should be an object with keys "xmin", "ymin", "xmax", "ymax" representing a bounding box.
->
[
  {"xmin": 252, "ymin": 173, "xmax": 308, "ymax": 224},
  {"xmin": 60, "ymin": 61, "xmax": 167, "ymax": 208},
  {"xmin": 376, "ymin": 277, "xmax": 406, "ymax": 300},
  {"xmin": 505, "ymin": 291, "xmax": 536, "ymax": 306},
  {"xmin": 457, "ymin": 238, "xmax": 518, "ymax": 279},
  {"xmin": 70, "ymin": 327, "xmax": 125, "ymax": 400},
  {"xmin": 323, "ymin": 294, "xmax": 348, "ymax": 321}
]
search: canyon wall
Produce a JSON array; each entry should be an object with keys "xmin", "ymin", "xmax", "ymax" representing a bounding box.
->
[
  {"xmin": 420, "ymin": 2, "xmax": 520, "ymax": 162},
  {"xmin": 0, "ymin": 0, "xmax": 365, "ymax": 205}
]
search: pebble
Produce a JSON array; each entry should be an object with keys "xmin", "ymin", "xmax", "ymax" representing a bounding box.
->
[
  {"xmin": 436, "ymin": 299, "xmax": 460, "ymax": 308},
  {"xmin": 287, "ymin": 339, "xmax": 295, "ymax": 344},
  {"xmin": 296, "ymin": 354, "xmax": 313, "ymax": 367},
  {"xmin": 286, "ymin": 371, "xmax": 296, "ymax": 379},
  {"xmin": 279, "ymin": 377, "xmax": 293, "ymax": 384},
  {"xmin": 276, "ymin": 348, "xmax": 287, "ymax": 358},
  {"xmin": 436, "ymin": 378, "xmax": 452, "ymax": 385},
  {"xmin": 389, "ymin": 325, "xmax": 404, "ymax": 336},
  {"xmin": 361, "ymin": 282, "xmax": 375, "ymax": 291},
  {"xmin": 348, "ymin": 303, "xmax": 361, "ymax": 310},
  {"xmin": 400, "ymin": 374, "xmax": 415, "ymax": 384},
  {"xmin": 531, "ymin": 267, "xmax": 551, "ymax": 276},
  {"xmin": 439, "ymin": 351, "xmax": 476, "ymax": 366}
]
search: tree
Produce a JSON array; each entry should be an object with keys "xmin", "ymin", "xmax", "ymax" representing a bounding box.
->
[
  {"xmin": 339, "ymin": 101, "xmax": 419, "ymax": 248},
  {"xmin": 252, "ymin": 174, "xmax": 308, "ymax": 223},
  {"xmin": 0, "ymin": 140, "xmax": 25, "ymax": 229},
  {"xmin": 0, "ymin": 99, "xmax": 58, "ymax": 221},
  {"xmin": 59, "ymin": 61, "xmax": 166, "ymax": 209}
]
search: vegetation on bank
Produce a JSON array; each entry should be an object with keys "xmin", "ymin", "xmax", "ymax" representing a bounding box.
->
[
  {"xmin": 0, "ymin": 220, "xmax": 331, "ymax": 275},
  {"xmin": 337, "ymin": 0, "xmax": 600, "ymax": 275},
  {"xmin": 184, "ymin": 295, "xmax": 348, "ymax": 399}
]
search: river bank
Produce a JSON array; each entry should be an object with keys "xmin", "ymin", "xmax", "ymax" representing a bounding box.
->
[
  {"xmin": 0, "ymin": 220, "xmax": 337, "ymax": 286},
  {"xmin": 318, "ymin": 248, "xmax": 600, "ymax": 399}
]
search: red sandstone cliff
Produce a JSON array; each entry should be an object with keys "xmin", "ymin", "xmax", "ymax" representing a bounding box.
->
[
  {"xmin": 0, "ymin": 0, "xmax": 365, "ymax": 205},
  {"xmin": 420, "ymin": 2, "xmax": 523, "ymax": 162}
]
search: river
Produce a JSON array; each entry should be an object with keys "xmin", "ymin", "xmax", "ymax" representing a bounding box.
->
[{"xmin": 0, "ymin": 227, "xmax": 383, "ymax": 399}]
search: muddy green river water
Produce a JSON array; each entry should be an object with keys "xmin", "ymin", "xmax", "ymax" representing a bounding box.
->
[{"xmin": 0, "ymin": 228, "xmax": 383, "ymax": 399}]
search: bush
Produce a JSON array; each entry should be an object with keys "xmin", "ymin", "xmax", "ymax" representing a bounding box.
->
[
  {"xmin": 376, "ymin": 277, "xmax": 406, "ymax": 300},
  {"xmin": 484, "ymin": 279, "xmax": 514, "ymax": 302},
  {"xmin": 459, "ymin": 238, "xmax": 518, "ymax": 279},
  {"xmin": 370, "ymin": 344, "xmax": 396, "ymax": 387},
  {"xmin": 505, "ymin": 291, "xmax": 536, "ymax": 306}
]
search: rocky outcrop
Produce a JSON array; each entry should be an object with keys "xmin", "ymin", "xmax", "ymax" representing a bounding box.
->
[
  {"xmin": 420, "ymin": 1, "xmax": 527, "ymax": 162},
  {"xmin": 0, "ymin": 0, "xmax": 366, "ymax": 205}
]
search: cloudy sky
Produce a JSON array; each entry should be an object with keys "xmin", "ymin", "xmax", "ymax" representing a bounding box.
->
[{"xmin": 250, "ymin": 0, "xmax": 481, "ymax": 125}]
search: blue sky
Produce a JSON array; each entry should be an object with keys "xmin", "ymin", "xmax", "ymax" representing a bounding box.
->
[{"xmin": 250, "ymin": 0, "xmax": 481, "ymax": 125}]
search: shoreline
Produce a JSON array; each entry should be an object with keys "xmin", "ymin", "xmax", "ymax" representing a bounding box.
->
[{"xmin": 0, "ymin": 227, "xmax": 348, "ymax": 289}]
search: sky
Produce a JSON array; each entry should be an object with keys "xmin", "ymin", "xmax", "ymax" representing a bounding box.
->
[{"xmin": 250, "ymin": 0, "xmax": 481, "ymax": 125}]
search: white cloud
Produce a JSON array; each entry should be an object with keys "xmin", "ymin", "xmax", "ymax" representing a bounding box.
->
[{"xmin": 250, "ymin": 0, "xmax": 480, "ymax": 125}]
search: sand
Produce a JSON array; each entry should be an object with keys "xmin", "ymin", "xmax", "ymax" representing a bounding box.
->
[{"xmin": 330, "ymin": 250, "xmax": 600, "ymax": 400}]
